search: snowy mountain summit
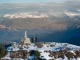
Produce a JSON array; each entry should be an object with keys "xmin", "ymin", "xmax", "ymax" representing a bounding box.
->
[{"xmin": 1, "ymin": 42, "xmax": 80, "ymax": 60}]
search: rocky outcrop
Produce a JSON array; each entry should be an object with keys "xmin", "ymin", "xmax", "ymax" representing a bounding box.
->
[{"xmin": 0, "ymin": 24, "xmax": 6, "ymax": 29}]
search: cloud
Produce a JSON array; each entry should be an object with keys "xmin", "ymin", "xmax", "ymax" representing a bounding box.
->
[
  {"xmin": 50, "ymin": 0, "xmax": 80, "ymax": 2},
  {"xmin": 0, "ymin": 1, "xmax": 80, "ymax": 17}
]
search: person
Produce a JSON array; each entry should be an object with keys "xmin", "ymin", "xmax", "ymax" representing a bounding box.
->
[
  {"xmin": 34, "ymin": 36, "xmax": 38, "ymax": 44},
  {"xmin": 31, "ymin": 38, "xmax": 34, "ymax": 43}
]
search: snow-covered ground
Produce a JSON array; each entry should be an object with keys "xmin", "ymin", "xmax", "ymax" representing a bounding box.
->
[{"xmin": 1, "ymin": 42, "xmax": 80, "ymax": 60}]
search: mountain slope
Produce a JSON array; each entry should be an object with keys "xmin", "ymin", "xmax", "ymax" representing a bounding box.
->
[{"xmin": 1, "ymin": 42, "xmax": 80, "ymax": 60}]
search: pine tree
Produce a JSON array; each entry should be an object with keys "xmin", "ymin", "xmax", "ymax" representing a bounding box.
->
[
  {"xmin": 0, "ymin": 44, "xmax": 5, "ymax": 58},
  {"xmin": 34, "ymin": 50, "xmax": 40, "ymax": 58}
]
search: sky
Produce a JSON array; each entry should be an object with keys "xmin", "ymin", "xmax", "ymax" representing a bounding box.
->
[{"xmin": 0, "ymin": 0, "xmax": 80, "ymax": 3}]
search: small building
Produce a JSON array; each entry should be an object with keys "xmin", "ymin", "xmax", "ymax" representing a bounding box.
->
[{"xmin": 20, "ymin": 31, "xmax": 31, "ymax": 44}]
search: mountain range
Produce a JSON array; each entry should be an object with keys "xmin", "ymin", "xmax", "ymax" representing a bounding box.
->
[{"xmin": 0, "ymin": 1, "xmax": 80, "ymax": 46}]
